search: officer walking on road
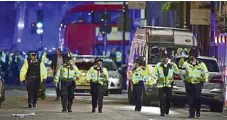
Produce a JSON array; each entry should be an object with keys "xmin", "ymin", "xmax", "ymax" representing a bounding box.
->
[
  {"xmin": 149, "ymin": 51, "xmax": 179, "ymax": 116},
  {"xmin": 86, "ymin": 57, "xmax": 108, "ymax": 113},
  {"xmin": 54, "ymin": 53, "xmax": 81, "ymax": 112},
  {"xmin": 182, "ymin": 47, "xmax": 209, "ymax": 118},
  {"xmin": 131, "ymin": 57, "xmax": 148, "ymax": 112},
  {"xmin": 20, "ymin": 51, "xmax": 47, "ymax": 108}
]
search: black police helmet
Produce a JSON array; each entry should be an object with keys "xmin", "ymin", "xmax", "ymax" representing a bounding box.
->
[
  {"xmin": 64, "ymin": 53, "xmax": 72, "ymax": 61},
  {"xmin": 94, "ymin": 57, "xmax": 103, "ymax": 63},
  {"xmin": 134, "ymin": 57, "xmax": 144, "ymax": 65},
  {"xmin": 189, "ymin": 47, "xmax": 199, "ymax": 57}
]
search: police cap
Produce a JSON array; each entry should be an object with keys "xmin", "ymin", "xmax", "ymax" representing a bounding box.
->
[
  {"xmin": 64, "ymin": 53, "xmax": 72, "ymax": 60},
  {"xmin": 134, "ymin": 57, "xmax": 144, "ymax": 65},
  {"xmin": 94, "ymin": 57, "xmax": 103, "ymax": 62},
  {"xmin": 189, "ymin": 47, "xmax": 198, "ymax": 57},
  {"xmin": 29, "ymin": 51, "xmax": 38, "ymax": 56}
]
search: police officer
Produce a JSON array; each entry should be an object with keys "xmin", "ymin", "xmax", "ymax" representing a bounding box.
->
[
  {"xmin": 20, "ymin": 51, "xmax": 47, "ymax": 108},
  {"xmin": 149, "ymin": 51, "xmax": 179, "ymax": 116},
  {"xmin": 54, "ymin": 53, "xmax": 81, "ymax": 112},
  {"xmin": 86, "ymin": 57, "xmax": 108, "ymax": 113},
  {"xmin": 182, "ymin": 47, "xmax": 209, "ymax": 118},
  {"xmin": 131, "ymin": 57, "xmax": 148, "ymax": 112},
  {"xmin": 114, "ymin": 47, "xmax": 122, "ymax": 68}
]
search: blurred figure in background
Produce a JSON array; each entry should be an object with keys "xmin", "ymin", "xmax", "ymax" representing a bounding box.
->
[{"xmin": 51, "ymin": 49, "xmax": 63, "ymax": 100}]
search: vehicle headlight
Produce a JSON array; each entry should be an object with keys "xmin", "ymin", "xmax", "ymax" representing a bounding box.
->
[{"xmin": 210, "ymin": 89, "xmax": 222, "ymax": 93}]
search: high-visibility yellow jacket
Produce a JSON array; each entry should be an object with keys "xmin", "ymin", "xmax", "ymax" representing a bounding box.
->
[
  {"xmin": 149, "ymin": 62, "xmax": 179, "ymax": 88},
  {"xmin": 86, "ymin": 65, "xmax": 108, "ymax": 85},
  {"xmin": 54, "ymin": 63, "xmax": 81, "ymax": 84},
  {"xmin": 182, "ymin": 60, "xmax": 209, "ymax": 84},
  {"xmin": 20, "ymin": 59, "xmax": 47, "ymax": 82},
  {"xmin": 41, "ymin": 52, "xmax": 49, "ymax": 64},
  {"xmin": 115, "ymin": 51, "xmax": 122, "ymax": 62},
  {"xmin": 131, "ymin": 66, "xmax": 149, "ymax": 85}
]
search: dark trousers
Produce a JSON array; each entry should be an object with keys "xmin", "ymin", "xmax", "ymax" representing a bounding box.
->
[
  {"xmin": 185, "ymin": 82, "xmax": 202, "ymax": 115},
  {"xmin": 61, "ymin": 81, "xmax": 75, "ymax": 109},
  {"xmin": 133, "ymin": 81, "xmax": 144, "ymax": 111},
  {"xmin": 27, "ymin": 77, "xmax": 40, "ymax": 105},
  {"xmin": 54, "ymin": 71, "xmax": 60, "ymax": 99},
  {"xmin": 91, "ymin": 82, "xmax": 104, "ymax": 111},
  {"xmin": 56, "ymin": 83, "xmax": 61, "ymax": 99},
  {"xmin": 158, "ymin": 87, "xmax": 172, "ymax": 114},
  {"xmin": 38, "ymin": 82, "xmax": 46, "ymax": 100}
]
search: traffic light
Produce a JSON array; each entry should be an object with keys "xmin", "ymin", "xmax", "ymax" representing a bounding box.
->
[
  {"xmin": 99, "ymin": 12, "xmax": 112, "ymax": 35},
  {"xmin": 36, "ymin": 10, "xmax": 43, "ymax": 35}
]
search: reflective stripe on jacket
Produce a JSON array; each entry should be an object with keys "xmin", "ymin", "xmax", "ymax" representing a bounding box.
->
[
  {"xmin": 149, "ymin": 62, "xmax": 179, "ymax": 88},
  {"xmin": 182, "ymin": 60, "xmax": 209, "ymax": 84},
  {"xmin": 131, "ymin": 66, "xmax": 149, "ymax": 85},
  {"xmin": 54, "ymin": 64, "xmax": 81, "ymax": 84},
  {"xmin": 86, "ymin": 66, "xmax": 108, "ymax": 85},
  {"xmin": 115, "ymin": 51, "xmax": 122, "ymax": 62}
]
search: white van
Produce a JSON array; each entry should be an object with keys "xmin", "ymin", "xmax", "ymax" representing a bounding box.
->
[{"xmin": 127, "ymin": 26, "xmax": 196, "ymax": 105}]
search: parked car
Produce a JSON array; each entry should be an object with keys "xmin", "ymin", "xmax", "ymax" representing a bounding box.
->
[{"xmin": 172, "ymin": 56, "xmax": 225, "ymax": 113}]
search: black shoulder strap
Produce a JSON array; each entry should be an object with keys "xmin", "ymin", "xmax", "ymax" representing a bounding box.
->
[{"xmin": 27, "ymin": 58, "xmax": 31, "ymax": 65}]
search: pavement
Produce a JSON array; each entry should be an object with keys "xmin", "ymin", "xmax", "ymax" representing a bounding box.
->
[{"xmin": 0, "ymin": 88, "xmax": 227, "ymax": 120}]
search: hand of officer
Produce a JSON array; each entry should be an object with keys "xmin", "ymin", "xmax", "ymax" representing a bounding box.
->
[
  {"xmin": 21, "ymin": 80, "xmax": 26, "ymax": 85},
  {"xmin": 201, "ymin": 81, "xmax": 208, "ymax": 87},
  {"xmin": 54, "ymin": 83, "xmax": 58, "ymax": 87},
  {"xmin": 171, "ymin": 81, "xmax": 175, "ymax": 86}
]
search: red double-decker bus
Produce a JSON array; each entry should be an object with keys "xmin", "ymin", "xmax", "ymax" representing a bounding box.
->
[{"xmin": 62, "ymin": 4, "xmax": 131, "ymax": 55}]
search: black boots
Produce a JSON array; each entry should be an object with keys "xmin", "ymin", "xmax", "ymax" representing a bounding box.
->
[
  {"xmin": 188, "ymin": 110, "xmax": 200, "ymax": 118},
  {"xmin": 196, "ymin": 111, "xmax": 200, "ymax": 117},
  {"xmin": 62, "ymin": 107, "xmax": 67, "ymax": 112},
  {"xmin": 160, "ymin": 113, "xmax": 165, "ymax": 116},
  {"xmin": 98, "ymin": 109, "xmax": 102, "ymax": 113},
  {"xmin": 92, "ymin": 108, "xmax": 95, "ymax": 113},
  {"xmin": 28, "ymin": 104, "xmax": 32, "ymax": 108},
  {"xmin": 68, "ymin": 107, "xmax": 72, "ymax": 112},
  {"xmin": 165, "ymin": 109, "xmax": 169, "ymax": 115},
  {"xmin": 33, "ymin": 104, "xmax": 37, "ymax": 108},
  {"xmin": 188, "ymin": 110, "xmax": 195, "ymax": 118},
  {"xmin": 28, "ymin": 104, "xmax": 37, "ymax": 108},
  {"xmin": 135, "ymin": 107, "xmax": 141, "ymax": 112}
]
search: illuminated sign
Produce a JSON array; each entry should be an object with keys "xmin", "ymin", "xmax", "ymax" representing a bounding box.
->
[{"xmin": 96, "ymin": 27, "xmax": 130, "ymax": 41}]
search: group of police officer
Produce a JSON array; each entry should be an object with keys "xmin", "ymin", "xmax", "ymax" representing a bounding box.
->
[
  {"xmin": 131, "ymin": 47, "xmax": 208, "ymax": 118},
  {"xmin": 20, "ymin": 51, "xmax": 108, "ymax": 113},
  {"xmin": 19, "ymin": 46, "xmax": 208, "ymax": 118}
]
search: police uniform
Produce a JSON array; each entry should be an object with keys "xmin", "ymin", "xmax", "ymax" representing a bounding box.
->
[
  {"xmin": 54, "ymin": 53, "xmax": 81, "ymax": 112},
  {"xmin": 86, "ymin": 57, "xmax": 108, "ymax": 113},
  {"xmin": 150, "ymin": 52, "xmax": 179, "ymax": 116},
  {"xmin": 115, "ymin": 50, "xmax": 122, "ymax": 67},
  {"xmin": 39, "ymin": 52, "xmax": 48, "ymax": 100},
  {"xmin": 131, "ymin": 57, "xmax": 148, "ymax": 112},
  {"xmin": 20, "ymin": 51, "xmax": 47, "ymax": 108},
  {"xmin": 182, "ymin": 47, "xmax": 209, "ymax": 118}
]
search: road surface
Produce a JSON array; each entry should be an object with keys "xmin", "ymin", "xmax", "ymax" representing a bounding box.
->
[{"xmin": 0, "ymin": 88, "xmax": 226, "ymax": 120}]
